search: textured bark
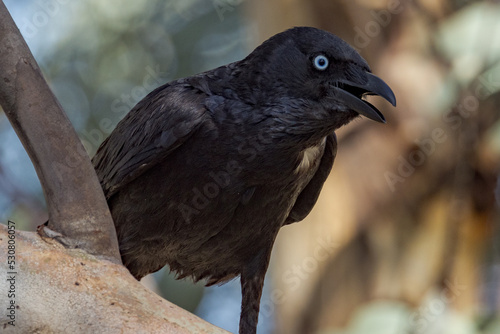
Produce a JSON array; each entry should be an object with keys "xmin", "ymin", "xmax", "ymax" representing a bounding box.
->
[{"xmin": 0, "ymin": 225, "xmax": 229, "ymax": 333}]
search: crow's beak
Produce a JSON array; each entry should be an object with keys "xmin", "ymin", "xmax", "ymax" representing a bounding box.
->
[{"xmin": 332, "ymin": 72, "xmax": 396, "ymax": 123}]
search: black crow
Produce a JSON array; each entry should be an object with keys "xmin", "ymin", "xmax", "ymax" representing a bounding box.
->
[{"xmin": 92, "ymin": 26, "xmax": 396, "ymax": 334}]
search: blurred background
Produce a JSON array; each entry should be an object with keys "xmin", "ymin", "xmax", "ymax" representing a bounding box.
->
[{"xmin": 1, "ymin": 0, "xmax": 500, "ymax": 333}]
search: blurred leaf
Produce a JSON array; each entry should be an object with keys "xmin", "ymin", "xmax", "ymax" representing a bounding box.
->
[
  {"xmin": 482, "ymin": 318, "xmax": 500, "ymax": 334},
  {"xmin": 436, "ymin": 2, "xmax": 500, "ymax": 86},
  {"xmin": 319, "ymin": 301, "xmax": 411, "ymax": 334},
  {"xmin": 319, "ymin": 299, "xmax": 485, "ymax": 334}
]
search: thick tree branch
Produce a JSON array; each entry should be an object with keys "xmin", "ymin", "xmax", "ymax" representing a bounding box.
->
[
  {"xmin": 0, "ymin": 1, "xmax": 120, "ymax": 263},
  {"xmin": 0, "ymin": 225, "xmax": 229, "ymax": 333}
]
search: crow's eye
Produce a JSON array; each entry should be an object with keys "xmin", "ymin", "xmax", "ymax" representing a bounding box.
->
[{"xmin": 313, "ymin": 55, "xmax": 329, "ymax": 71}]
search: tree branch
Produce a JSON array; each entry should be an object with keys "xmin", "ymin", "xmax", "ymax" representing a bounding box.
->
[
  {"xmin": 0, "ymin": 225, "xmax": 229, "ymax": 333},
  {"xmin": 0, "ymin": 0, "xmax": 120, "ymax": 263}
]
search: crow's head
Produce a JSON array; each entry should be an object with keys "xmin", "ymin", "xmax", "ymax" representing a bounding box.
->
[{"xmin": 241, "ymin": 26, "xmax": 396, "ymax": 125}]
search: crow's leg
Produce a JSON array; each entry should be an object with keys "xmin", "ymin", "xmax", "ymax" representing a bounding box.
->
[{"xmin": 239, "ymin": 243, "xmax": 273, "ymax": 334}]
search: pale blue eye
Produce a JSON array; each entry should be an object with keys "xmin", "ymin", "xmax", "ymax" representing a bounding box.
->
[{"xmin": 313, "ymin": 55, "xmax": 329, "ymax": 70}]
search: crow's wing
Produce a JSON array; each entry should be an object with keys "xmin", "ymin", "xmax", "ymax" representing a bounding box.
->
[
  {"xmin": 285, "ymin": 133, "xmax": 337, "ymax": 224},
  {"xmin": 92, "ymin": 82, "xmax": 208, "ymax": 199}
]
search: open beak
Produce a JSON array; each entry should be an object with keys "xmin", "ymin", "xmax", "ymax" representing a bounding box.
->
[{"xmin": 332, "ymin": 72, "xmax": 396, "ymax": 123}]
